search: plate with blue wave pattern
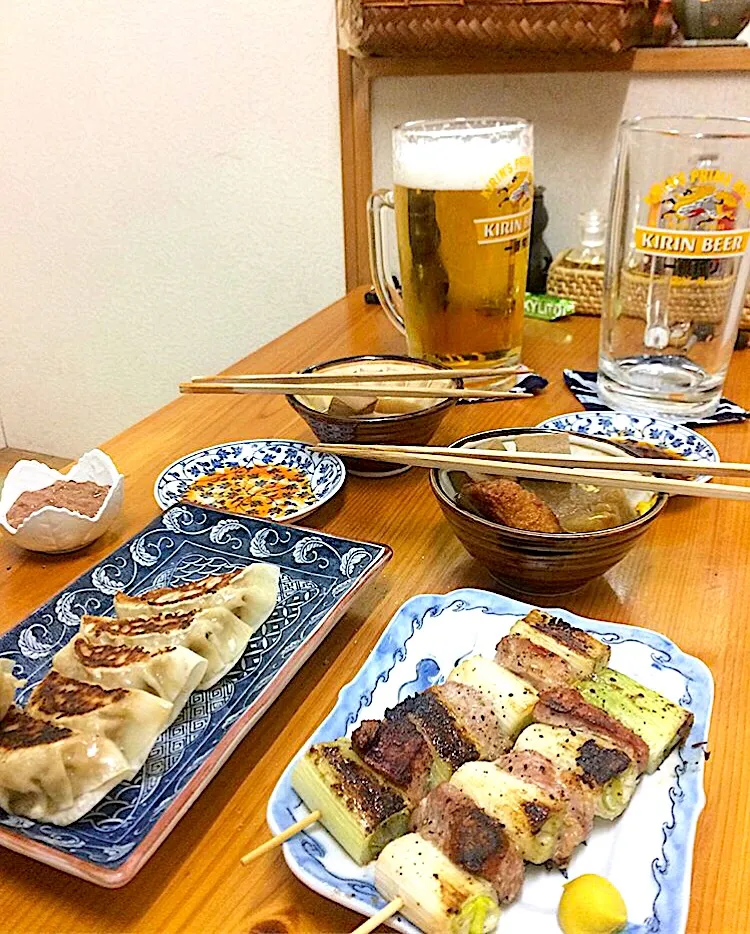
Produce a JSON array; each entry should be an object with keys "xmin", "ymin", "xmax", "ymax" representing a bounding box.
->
[
  {"xmin": 0, "ymin": 503, "xmax": 390, "ymax": 887},
  {"xmin": 268, "ymin": 589, "xmax": 713, "ymax": 934},
  {"xmin": 154, "ymin": 439, "xmax": 346, "ymax": 521}
]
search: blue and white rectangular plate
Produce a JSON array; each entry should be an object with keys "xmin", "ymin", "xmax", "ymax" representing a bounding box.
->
[
  {"xmin": 0, "ymin": 503, "xmax": 391, "ymax": 887},
  {"xmin": 268, "ymin": 589, "xmax": 713, "ymax": 934}
]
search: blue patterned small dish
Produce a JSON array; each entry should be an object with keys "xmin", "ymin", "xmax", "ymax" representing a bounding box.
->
[
  {"xmin": 536, "ymin": 412, "xmax": 719, "ymax": 483},
  {"xmin": 0, "ymin": 503, "xmax": 390, "ymax": 886},
  {"xmin": 153, "ymin": 439, "xmax": 346, "ymax": 521},
  {"xmin": 269, "ymin": 589, "xmax": 713, "ymax": 934}
]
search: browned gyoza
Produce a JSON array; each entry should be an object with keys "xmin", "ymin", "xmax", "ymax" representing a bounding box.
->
[
  {"xmin": 410, "ymin": 782, "xmax": 525, "ymax": 903},
  {"xmin": 534, "ymin": 687, "xmax": 649, "ymax": 774},
  {"xmin": 496, "ymin": 748, "xmax": 595, "ymax": 867}
]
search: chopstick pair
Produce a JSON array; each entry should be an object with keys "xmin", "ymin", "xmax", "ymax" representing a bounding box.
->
[
  {"xmin": 180, "ymin": 365, "xmax": 533, "ymax": 403},
  {"xmin": 310, "ymin": 443, "xmax": 750, "ymax": 502},
  {"xmin": 180, "ymin": 382, "xmax": 529, "ymax": 401},
  {"xmin": 240, "ymin": 812, "xmax": 403, "ymax": 933}
]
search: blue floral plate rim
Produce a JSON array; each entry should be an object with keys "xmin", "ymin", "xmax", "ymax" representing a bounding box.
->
[
  {"xmin": 152, "ymin": 439, "xmax": 346, "ymax": 521},
  {"xmin": 536, "ymin": 411, "xmax": 719, "ymax": 483},
  {"xmin": 268, "ymin": 588, "xmax": 713, "ymax": 934}
]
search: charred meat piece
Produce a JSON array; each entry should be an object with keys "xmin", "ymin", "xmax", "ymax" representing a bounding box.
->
[
  {"xmin": 351, "ymin": 717, "xmax": 434, "ymax": 805},
  {"xmin": 460, "ymin": 478, "xmax": 563, "ymax": 533},
  {"xmin": 411, "ymin": 782, "xmax": 524, "ymax": 903},
  {"xmin": 427, "ymin": 682, "xmax": 510, "ymax": 760},
  {"xmin": 450, "ymin": 759, "xmax": 564, "ymax": 865},
  {"xmin": 384, "ymin": 692, "xmax": 479, "ymax": 773},
  {"xmin": 534, "ymin": 687, "xmax": 649, "ymax": 774},
  {"xmin": 496, "ymin": 749, "xmax": 594, "ymax": 867},
  {"xmin": 515, "ymin": 722, "xmax": 638, "ymax": 820},
  {"xmin": 495, "ymin": 634, "xmax": 577, "ymax": 692}
]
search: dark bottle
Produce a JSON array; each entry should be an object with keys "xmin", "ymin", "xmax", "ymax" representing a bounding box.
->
[{"xmin": 527, "ymin": 186, "xmax": 553, "ymax": 294}]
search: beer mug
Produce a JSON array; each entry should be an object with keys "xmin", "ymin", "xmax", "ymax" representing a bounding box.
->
[
  {"xmin": 599, "ymin": 115, "xmax": 750, "ymax": 420},
  {"xmin": 368, "ymin": 117, "xmax": 534, "ymax": 370}
]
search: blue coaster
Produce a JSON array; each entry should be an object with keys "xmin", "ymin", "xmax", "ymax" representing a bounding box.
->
[{"xmin": 564, "ymin": 369, "xmax": 750, "ymax": 427}]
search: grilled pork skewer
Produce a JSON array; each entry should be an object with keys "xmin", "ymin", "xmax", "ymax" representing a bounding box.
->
[
  {"xmin": 411, "ymin": 782, "xmax": 524, "ymax": 904},
  {"xmin": 515, "ymin": 723, "xmax": 638, "ymax": 820},
  {"xmin": 375, "ymin": 833, "xmax": 501, "ymax": 934}
]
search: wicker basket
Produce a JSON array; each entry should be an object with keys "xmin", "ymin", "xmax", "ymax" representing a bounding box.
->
[
  {"xmin": 547, "ymin": 258, "xmax": 750, "ymax": 330},
  {"xmin": 620, "ymin": 269, "xmax": 736, "ymax": 325},
  {"xmin": 547, "ymin": 256, "xmax": 604, "ymax": 316},
  {"xmin": 338, "ymin": 0, "xmax": 659, "ymax": 56}
]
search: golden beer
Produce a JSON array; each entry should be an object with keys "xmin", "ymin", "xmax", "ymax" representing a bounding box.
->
[
  {"xmin": 394, "ymin": 183, "xmax": 530, "ymax": 367},
  {"xmin": 369, "ymin": 118, "xmax": 534, "ymax": 371}
]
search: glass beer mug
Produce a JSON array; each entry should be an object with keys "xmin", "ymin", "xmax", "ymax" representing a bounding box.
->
[
  {"xmin": 598, "ymin": 115, "xmax": 750, "ymax": 420},
  {"xmin": 368, "ymin": 117, "xmax": 534, "ymax": 371}
]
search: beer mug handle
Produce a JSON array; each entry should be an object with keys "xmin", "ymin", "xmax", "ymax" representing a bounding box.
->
[{"xmin": 367, "ymin": 188, "xmax": 406, "ymax": 334}]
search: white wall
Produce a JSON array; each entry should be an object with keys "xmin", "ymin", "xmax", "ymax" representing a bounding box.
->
[
  {"xmin": 0, "ymin": 1, "xmax": 345, "ymax": 457},
  {"xmin": 372, "ymin": 72, "xmax": 750, "ymax": 258}
]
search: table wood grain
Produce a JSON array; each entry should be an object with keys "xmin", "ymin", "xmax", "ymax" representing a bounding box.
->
[{"xmin": 1, "ymin": 289, "xmax": 748, "ymax": 934}]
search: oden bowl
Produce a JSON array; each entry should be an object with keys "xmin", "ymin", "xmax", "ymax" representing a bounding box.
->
[
  {"xmin": 286, "ymin": 354, "xmax": 458, "ymax": 477},
  {"xmin": 430, "ymin": 427, "xmax": 668, "ymax": 595}
]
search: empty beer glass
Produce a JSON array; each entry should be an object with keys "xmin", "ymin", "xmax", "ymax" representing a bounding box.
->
[{"xmin": 598, "ymin": 115, "xmax": 750, "ymax": 420}]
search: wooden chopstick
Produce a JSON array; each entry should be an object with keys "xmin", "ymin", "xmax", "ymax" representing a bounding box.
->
[
  {"xmin": 239, "ymin": 810, "xmax": 321, "ymax": 865},
  {"xmin": 350, "ymin": 899, "xmax": 404, "ymax": 934},
  {"xmin": 310, "ymin": 444, "xmax": 750, "ymax": 501},
  {"xmin": 191, "ymin": 366, "xmax": 528, "ymax": 384},
  {"xmin": 330, "ymin": 443, "xmax": 745, "ymax": 479},
  {"xmin": 179, "ymin": 382, "xmax": 531, "ymax": 401}
]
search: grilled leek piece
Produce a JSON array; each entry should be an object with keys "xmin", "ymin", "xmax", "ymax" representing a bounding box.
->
[
  {"xmin": 448, "ymin": 655, "xmax": 537, "ymax": 742},
  {"xmin": 375, "ymin": 833, "xmax": 500, "ymax": 934},
  {"xmin": 514, "ymin": 723, "xmax": 638, "ymax": 819},
  {"xmin": 450, "ymin": 760, "xmax": 564, "ymax": 864},
  {"xmin": 576, "ymin": 668, "xmax": 694, "ymax": 773},
  {"xmin": 511, "ymin": 610, "xmax": 610, "ymax": 679},
  {"xmin": 291, "ymin": 739, "xmax": 410, "ymax": 865}
]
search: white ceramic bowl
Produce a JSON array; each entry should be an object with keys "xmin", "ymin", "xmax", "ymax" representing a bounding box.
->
[{"xmin": 0, "ymin": 449, "xmax": 124, "ymax": 553}]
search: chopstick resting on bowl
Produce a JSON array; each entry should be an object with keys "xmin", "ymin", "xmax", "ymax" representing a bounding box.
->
[
  {"xmin": 179, "ymin": 381, "xmax": 531, "ymax": 401},
  {"xmin": 318, "ymin": 443, "xmax": 748, "ymax": 479},
  {"xmin": 310, "ymin": 443, "xmax": 750, "ymax": 502},
  {"xmin": 190, "ymin": 365, "xmax": 529, "ymax": 384}
]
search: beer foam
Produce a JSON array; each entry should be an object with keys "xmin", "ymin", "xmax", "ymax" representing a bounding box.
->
[{"xmin": 393, "ymin": 133, "xmax": 531, "ymax": 191}]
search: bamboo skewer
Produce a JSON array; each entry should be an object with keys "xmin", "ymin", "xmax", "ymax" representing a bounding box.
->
[
  {"xmin": 180, "ymin": 382, "xmax": 530, "ymax": 401},
  {"xmin": 191, "ymin": 366, "xmax": 528, "ymax": 384},
  {"xmin": 350, "ymin": 899, "xmax": 405, "ymax": 934},
  {"xmin": 239, "ymin": 810, "xmax": 321, "ymax": 865},
  {"xmin": 310, "ymin": 444, "xmax": 750, "ymax": 502},
  {"xmin": 319, "ymin": 443, "xmax": 747, "ymax": 479}
]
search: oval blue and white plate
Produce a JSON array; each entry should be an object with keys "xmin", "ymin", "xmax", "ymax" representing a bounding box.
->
[
  {"xmin": 536, "ymin": 411, "xmax": 719, "ymax": 482},
  {"xmin": 268, "ymin": 589, "xmax": 713, "ymax": 934},
  {"xmin": 154, "ymin": 439, "xmax": 346, "ymax": 522}
]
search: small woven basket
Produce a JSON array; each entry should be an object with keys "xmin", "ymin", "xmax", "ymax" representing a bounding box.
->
[
  {"xmin": 547, "ymin": 256, "xmax": 604, "ymax": 316},
  {"xmin": 620, "ymin": 269, "xmax": 736, "ymax": 325},
  {"xmin": 338, "ymin": 0, "xmax": 659, "ymax": 56}
]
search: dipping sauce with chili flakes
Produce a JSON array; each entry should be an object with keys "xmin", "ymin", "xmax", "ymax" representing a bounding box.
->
[{"xmin": 183, "ymin": 464, "xmax": 318, "ymax": 520}]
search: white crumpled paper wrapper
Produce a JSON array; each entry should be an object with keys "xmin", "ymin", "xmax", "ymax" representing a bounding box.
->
[{"xmin": 0, "ymin": 449, "xmax": 124, "ymax": 553}]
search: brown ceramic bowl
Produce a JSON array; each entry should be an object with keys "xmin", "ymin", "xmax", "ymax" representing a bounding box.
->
[
  {"xmin": 286, "ymin": 354, "xmax": 459, "ymax": 477},
  {"xmin": 430, "ymin": 427, "xmax": 668, "ymax": 595}
]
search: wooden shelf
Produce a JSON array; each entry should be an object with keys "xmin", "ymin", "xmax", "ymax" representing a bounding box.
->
[
  {"xmin": 339, "ymin": 46, "xmax": 750, "ymax": 289},
  {"xmin": 358, "ymin": 45, "xmax": 750, "ymax": 78}
]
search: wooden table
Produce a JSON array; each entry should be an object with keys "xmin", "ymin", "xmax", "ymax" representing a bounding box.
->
[{"xmin": 2, "ymin": 289, "xmax": 749, "ymax": 934}]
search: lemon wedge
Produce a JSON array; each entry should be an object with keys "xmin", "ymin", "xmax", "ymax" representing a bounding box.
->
[{"xmin": 558, "ymin": 874, "xmax": 627, "ymax": 934}]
